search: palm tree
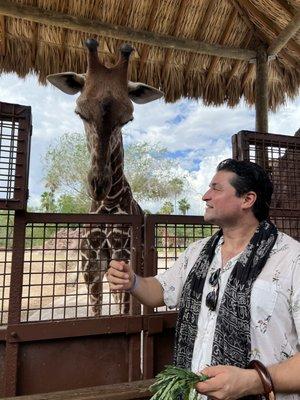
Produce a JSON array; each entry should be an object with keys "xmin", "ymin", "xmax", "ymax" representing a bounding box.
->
[
  {"xmin": 159, "ymin": 201, "xmax": 174, "ymax": 215},
  {"xmin": 40, "ymin": 190, "xmax": 56, "ymax": 212},
  {"xmin": 178, "ymin": 198, "xmax": 191, "ymax": 215},
  {"xmin": 168, "ymin": 177, "xmax": 184, "ymax": 213}
]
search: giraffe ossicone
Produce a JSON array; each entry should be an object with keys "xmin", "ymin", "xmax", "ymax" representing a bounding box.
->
[{"xmin": 47, "ymin": 39, "xmax": 164, "ymax": 316}]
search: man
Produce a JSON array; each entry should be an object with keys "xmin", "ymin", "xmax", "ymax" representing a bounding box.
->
[{"xmin": 106, "ymin": 159, "xmax": 300, "ymax": 400}]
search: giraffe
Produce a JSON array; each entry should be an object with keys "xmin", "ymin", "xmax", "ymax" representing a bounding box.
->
[{"xmin": 47, "ymin": 39, "xmax": 163, "ymax": 315}]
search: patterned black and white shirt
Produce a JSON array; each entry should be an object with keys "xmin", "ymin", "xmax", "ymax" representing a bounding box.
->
[{"xmin": 155, "ymin": 232, "xmax": 300, "ymax": 400}]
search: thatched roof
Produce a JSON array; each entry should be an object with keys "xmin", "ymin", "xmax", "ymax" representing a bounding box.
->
[{"xmin": 0, "ymin": 0, "xmax": 299, "ymax": 110}]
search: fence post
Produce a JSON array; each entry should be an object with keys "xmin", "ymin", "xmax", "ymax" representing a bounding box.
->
[{"xmin": 4, "ymin": 210, "xmax": 26, "ymax": 396}]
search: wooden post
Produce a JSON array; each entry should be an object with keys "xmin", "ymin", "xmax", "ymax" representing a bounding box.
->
[
  {"xmin": 255, "ymin": 45, "xmax": 268, "ymax": 133},
  {"xmin": 0, "ymin": 15, "xmax": 5, "ymax": 56}
]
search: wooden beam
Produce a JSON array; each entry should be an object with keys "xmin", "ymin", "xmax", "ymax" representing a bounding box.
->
[
  {"xmin": 0, "ymin": 14, "xmax": 5, "ymax": 56},
  {"xmin": 231, "ymin": 0, "xmax": 299, "ymax": 69},
  {"xmin": 255, "ymin": 45, "xmax": 268, "ymax": 133},
  {"xmin": 0, "ymin": 0, "xmax": 256, "ymax": 61},
  {"xmin": 268, "ymin": 11, "xmax": 300, "ymax": 56},
  {"xmin": 240, "ymin": 0, "xmax": 300, "ymax": 55}
]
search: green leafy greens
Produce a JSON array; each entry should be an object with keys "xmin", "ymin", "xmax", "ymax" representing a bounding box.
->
[{"xmin": 149, "ymin": 365, "xmax": 209, "ymax": 400}]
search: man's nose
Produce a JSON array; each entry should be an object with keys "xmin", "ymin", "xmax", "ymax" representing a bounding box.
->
[{"xmin": 202, "ymin": 189, "xmax": 210, "ymax": 201}]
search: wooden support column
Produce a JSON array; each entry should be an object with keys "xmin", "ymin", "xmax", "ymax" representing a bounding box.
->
[
  {"xmin": 255, "ymin": 45, "xmax": 268, "ymax": 133},
  {"xmin": 0, "ymin": 15, "xmax": 5, "ymax": 56}
]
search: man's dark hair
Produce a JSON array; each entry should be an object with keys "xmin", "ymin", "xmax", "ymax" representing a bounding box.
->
[{"xmin": 217, "ymin": 158, "xmax": 273, "ymax": 221}]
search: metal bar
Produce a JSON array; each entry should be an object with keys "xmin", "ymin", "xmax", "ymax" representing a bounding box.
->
[
  {"xmin": 236, "ymin": 130, "xmax": 300, "ymax": 145},
  {"xmin": 144, "ymin": 214, "xmax": 208, "ymax": 225},
  {"xmin": 143, "ymin": 215, "xmax": 157, "ymax": 379},
  {"xmin": 14, "ymin": 106, "xmax": 31, "ymax": 209},
  {"xmin": 3, "ymin": 210, "xmax": 26, "ymax": 396},
  {"xmin": 128, "ymin": 219, "xmax": 143, "ymax": 381},
  {"xmin": 25, "ymin": 212, "xmax": 142, "ymax": 224},
  {"xmin": 6, "ymin": 316, "xmax": 144, "ymax": 343}
]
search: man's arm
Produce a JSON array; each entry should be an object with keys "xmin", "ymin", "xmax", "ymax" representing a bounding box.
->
[
  {"xmin": 106, "ymin": 260, "xmax": 165, "ymax": 308},
  {"xmin": 195, "ymin": 353, "xmax": 300, "ymax": 400},
  {"xmin": 269, "ymin": 352, "xmax": 300, "ymax": 393}
]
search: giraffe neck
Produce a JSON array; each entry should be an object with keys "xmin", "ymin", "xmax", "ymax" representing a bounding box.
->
[{"xmin": 91, "ymin": 129, "xmax": 135, "ymax": 214}]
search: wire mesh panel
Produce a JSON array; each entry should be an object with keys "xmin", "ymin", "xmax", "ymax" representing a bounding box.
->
[
  {"xmin": 144, "ymin": 215, "xmax": 216, "ymax": 312},
  {"xmin": 0, "ymin": 211, "xmax": 14, "ymax": 326},
  {"xmin": 0, "ymin": 102, "xmax": 31, "ymax": 210},
  {"xmin": 19, "ymin": 214, "xmax": 141, "ymax": 323},
  {"xmin": 232, "ymin": 131, "xmax": 300, "ymax": 241},
  {"xmin": 232, "ymin": 131, "xmax": 300, "ymax": 212},
  {"xmin": 155, "ymin": 222, "xmax": 216, "ymax": 276},
  {"xmin": 271, "ymin": 214, "xmax": 300, "ymax": 242}
]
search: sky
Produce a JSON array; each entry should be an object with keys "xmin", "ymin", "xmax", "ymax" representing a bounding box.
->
[{"xmin": 0, "ymin": 72, "xmax": 299, "ymax": 214}]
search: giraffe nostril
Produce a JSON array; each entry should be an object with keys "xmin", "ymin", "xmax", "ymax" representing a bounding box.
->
[{"xmin": 88, "ymin": 171, "xmax": 111, "ymax": 201}]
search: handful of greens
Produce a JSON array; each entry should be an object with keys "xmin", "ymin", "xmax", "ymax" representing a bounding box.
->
[{"xmin": 149, "ymin": 365, "xmax": 209, "ymax": 400}]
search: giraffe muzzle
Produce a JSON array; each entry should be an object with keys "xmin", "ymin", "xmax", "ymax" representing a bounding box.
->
[
  {"xmin": 85, "ymin": 38, "xmax": 99, "ymax": 52},
  {"xmin": 88, "ymin": 171, "xmax": 112, "ymax": 201},
  {"xmin": 120, "ymin": 44, "xmax": 134, "ymax": 60}
]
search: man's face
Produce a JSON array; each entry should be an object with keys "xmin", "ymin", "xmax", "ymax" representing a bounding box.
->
[{"xmin": 202, "ymin": 170, "xmax": 245, "ymax": 226}]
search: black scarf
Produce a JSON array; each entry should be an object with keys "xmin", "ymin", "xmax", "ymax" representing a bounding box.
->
[{"xmin": 174, "ymin": 220, "xmax": 278, "ymax": 369}]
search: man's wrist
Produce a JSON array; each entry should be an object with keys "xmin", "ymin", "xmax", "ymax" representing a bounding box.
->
[
  {"xmin": 125, "ymin": 272, "xmax": 139, "ymax": 293},
  {"xmin": 245, "ymin": 369, "xmax": 265, "ymax": 396}
]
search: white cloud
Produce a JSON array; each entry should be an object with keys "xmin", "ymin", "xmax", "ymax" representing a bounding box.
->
[{"xmin": 269, "ymin": 98, "xmax": 300, "ymax": 135}]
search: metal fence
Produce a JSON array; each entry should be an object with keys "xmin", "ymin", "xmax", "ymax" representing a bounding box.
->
[
  {"xmin": 0, "ymin": 211, "xmax": 214, "ymax": 396},
  {"xmin": 0, "ymin": 102, "xmax": 299, "ymax": 398},
  {"xmin": 232, "ymin": 131, "xmax": 300, "ymax": 241},
  {"xmin": 0, "ymin": 102, "xmax": 31, "ymax": 210}
]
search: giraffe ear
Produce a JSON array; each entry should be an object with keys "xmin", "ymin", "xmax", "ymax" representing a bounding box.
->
[
  {"xmin": 47, "ymin": 73, "xmax": 85, "ymax": 95},
  {"xmin": 128, "ymin": 82, "xmax": 164, "ymax": 104}
]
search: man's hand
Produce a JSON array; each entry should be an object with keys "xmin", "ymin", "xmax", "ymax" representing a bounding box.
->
[
  {"xmin": 106, "ymin": 260, "xmax": 135, "ymax": 292},
  {"xmin": 106, "ymin": 260, "xmax": 165, "ymax": 307},
  {"xmin": 195, "ymin": 365, "xmax": 263, "ymax": 400}
]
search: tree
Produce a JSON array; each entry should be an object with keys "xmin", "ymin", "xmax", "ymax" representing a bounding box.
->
[
  {"xmin": 159, "ymin": 201, "xmax": 174, "ymax": 215},
  {"xmin": 42, "ymin": 133, "xmax": 187, "ymax": 206},
  {"xmin": 178, "ymin": 198, "xmax": 191, "ymax": 215},
  {"xmin": 168, "ymin": 177, "xmax": 185, "ymax": 213},
  {"xmin": 40, "ymin": 190, "xmax": 56, "ymax": 212},
  {"xmin": 124, "ymin": 142, "xmax": 185, "ymax": 201},
  {"xmin": 42, "ymin": 132, "xmax": 90, "ymax": 203},
  {"xmin": 57, "ymin": 194, "xmax": 89, "ymax": 213}
]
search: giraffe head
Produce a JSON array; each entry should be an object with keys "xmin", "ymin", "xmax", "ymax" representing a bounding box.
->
[{"xmin": 47, "ymin": 39, "xmax": 163, "ymax": 201}]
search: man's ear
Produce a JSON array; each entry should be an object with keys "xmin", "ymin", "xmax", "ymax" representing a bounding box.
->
[
  {"xmin": 128, "ymin": 82, "xmax": 164, "ymax": 104},
  {"xmin": 242, "ymin": 191, "xmax": 257, "ymax": 210},
  {"xmin": 47, "ymin": 73, "xmax": 85, "ymax": 95}
]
